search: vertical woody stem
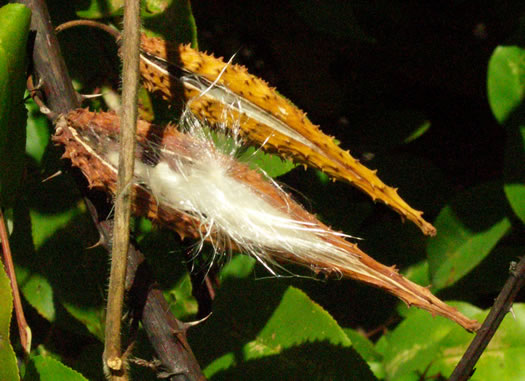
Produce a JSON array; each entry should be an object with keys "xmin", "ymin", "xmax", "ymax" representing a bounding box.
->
[{"xmin": 103, "ymin": 0, "xmax": 141, "ymax": 379}]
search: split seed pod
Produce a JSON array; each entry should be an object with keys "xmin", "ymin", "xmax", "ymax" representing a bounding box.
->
[
  {"xmin": 53, "ymin": 108, "xmax": 478, "ymax": 331},
  {"xmin": 139, "ymin": 35, "xmax": 437, "ymax": 236}
]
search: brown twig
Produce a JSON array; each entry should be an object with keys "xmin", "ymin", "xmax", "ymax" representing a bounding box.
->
[
  {"xmin": 55, "ymin": 19, "xmax": 121, "ymax": 40},
  {"xmin": 449, "ymin": 256, "xmax": 525, "ymax": 381},
  {"xmin": 0, "ymin": 208, "xmax": 31, "ymax": 355},
  {"xmin": 103, "ymin": 0, "xmax": 141, "ymax": 379},
  {"xmin": 16, "ymin": 0, "xmax": 205, "ymax": 379},
  {"xmin": 14, "ymin": 0, "xmax": 79, "ymax": 115},
  {"xmin": 86, "ymin": 201, "xmax": 205, "ymax": 381}
]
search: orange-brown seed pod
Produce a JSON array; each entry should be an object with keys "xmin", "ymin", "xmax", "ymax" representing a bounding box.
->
[
  {"xmin": 53, "ymin": 109, "xmax": 477, "ymax": 331},
  {"xmin": 139, "ymin": 35, "xmax": 436, "ymax": 236}
]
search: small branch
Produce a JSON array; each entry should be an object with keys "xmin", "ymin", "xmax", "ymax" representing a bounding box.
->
[
  {"xmin": 0, "ymin": 208, "xmax": 31, "ymax": 355},
  {"xmin": 449, "ymin": 256, "xmax": 525, "ymax": 381},
  {"xmin": 14, "ymin": 0, "xmax": 79, "ymax": 116},
  {"xmin": 86, "ymin": 200, "xmax": 205, "ymax": 381},
  {"xmin": 103, "ymin": 0, "xmax": 141, "ymax": 379}
]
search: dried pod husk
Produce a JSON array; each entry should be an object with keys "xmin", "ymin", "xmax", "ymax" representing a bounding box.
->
[
  {"xmin": 53, "ymin": 108, "xmax": 478, "ymax": 331},
  {"xmin": 139, "ymin": 34, "xmax": 436, "ymax": 236}
]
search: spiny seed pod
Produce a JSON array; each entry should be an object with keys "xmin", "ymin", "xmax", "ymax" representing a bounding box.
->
[
  {"xmin": 53, "ymin": 108, "xmax": 478, "ymax": 331},
  {"xmin": 139, "ymin": 34, "xmax": 437, "ymax": 236}
]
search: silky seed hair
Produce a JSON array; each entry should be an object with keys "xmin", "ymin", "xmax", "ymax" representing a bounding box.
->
[{"xmin": 99, "ymin": 97, "xmax": 358, "ymax": 276}]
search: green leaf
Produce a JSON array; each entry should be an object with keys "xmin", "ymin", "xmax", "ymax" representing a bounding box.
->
[
  {"xmin": 402, "ymin": 260, "xmax": 430, "ymax": 286},
  {"xmin": 0, "ymin": 4, "xmax": 31, "ymax": 207},
  {"xmin": 379, "ymin": 303, "xmax": 525, "ymax": 380},
  {"xmin": 427, "ymin": 182, "xmax": 512, "ymax": 291},
  {"xmin": 18, "ymin": 269, "xmax": 55, "ymax": 322},
  {"xmin": 219, "ymin": 254, "xmax": 257, "ymax": 280},
  {"xmin": 25, "ymin": 98, "xmax": 50, "ymax": 165},
  {"xmin": 77, "ymin": 0, "xmax": 198, "ymax": 47},
  {"xmin": 142, "ymin": 0, "xmax": 198, "ymax": 48},
  {"xmin": 504, "ymin": 122, "xmax": 525, "ymax": 223},
  {"xmin": 30, "ymin": 208, "xmax": 82, "ymax": 251},
  {"xmin": 0, "ymin": 261, "xmax": 19, "ymax": 381},
  {"xmin": 75, "ymin": 0, "xmax": 124, "ymax": 18},
  {"xmin": 343, "ymin": 328, "xmax": 384, "ymax": 378},
  {"xmin": 10, "ymin": 184, "xmax": 107, "ymax": 336},
  {"xmin": 487, "ymin": 46, "xmax": 525, "ymax": 124},
  {"xmin": 24, "ymin": 355, "xmax": 88, "ymax": 381},
  {"xmin": 487, "ymin": 46, "xmax": 525, "ymax": 223},
  {"xmin": 60, "ymin": 303, "xmax": 105, "ymax": 342},
  {"xmin": 377, "ymin": 302, "xmax": 481, "ymax": 380},
  {"xmin": 238, "ymin": 146, "xmax": 298, "ymax": 178},
  {"xmin": 190, "ymin": 276, "xmax": 375, "ymax": 380}
]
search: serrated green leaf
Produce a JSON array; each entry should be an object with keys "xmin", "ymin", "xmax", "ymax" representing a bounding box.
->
[
  {"xmin": 487, "ymin": 46, "xmax": 525, "ymax": 124},
  {"xmin": 378, "ymin": 302, "xmax": 481, "ymax": 380},
  {"xmin": 343, "ymin": 328, "xmax": 383, "ymax": 370},
  {"xmin": 17, "ymin": 268, "xmax": 55, "ymax": 322},
  {"xmin": 431, "ymin": 304, "xmax": 525, "ymax": 380},
  {"xmin": 28, "ymin": 207, "xmax": 106, "ymax": 337},
  {"xmin": 30, "ymin": 207, "xmax": 82, "ymax": 250},
  {"xmin": 9, "ymin": 198, "xmax": 55, "ymax": 322},
  {"xmin": 0, "ymin": 261, "xmax": 19, "ymax": 381},
  {"xmin": 343, "ymin": 328, "xmax": 384, "ymax": 379},
  {"xmin": 11, "ymin": 188, "xmax": 106, "ymax": 335},
  {"xmin": 427, "ymin": 183, "xmax": 511, "ymax": 291},
  {"xmin": 190, "ymin": 277, "xmax": 375, "ymax": 380},
  {"xmin": 24, "ymin": 355, "xmax": 88, "ymax": 381},
  {"xmin": 238, "ymin": 146, "xmax": 298, "ymax": 178},
  {"xmin": 61, "ymin": 304, "xmax": 105, "ymax": 342},
  {"xmin": 379, "ymin": 303, "xmax": 525, "ymax": 381},
  {"xmin": 0, "ymin": 4, "xmax": 31, "ymax": 207}
]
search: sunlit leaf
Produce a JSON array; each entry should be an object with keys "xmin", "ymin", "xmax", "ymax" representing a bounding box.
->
[
  {"xmin": 427, "ymin": 183, "xmax": 511, "ymax": 291},
  {"xmin": 377, "ymin": 302, "xmax": 481, "ymax": 380},
  {"xmin": 190, "ymin": 266, "xmax": 375, "ymax": 380},
  {"xmin": 25, "ymin": 355, "xmax": 88, "ymax": 381},
  {"xmin": 487, "ymin": 46, "xmax": 525, "ymax": 124},
  {"xmin": 487, "ymin": 45, "xmax": 525, "ymax": 224},
  {"xmin": 238, "ymin": 146, "xmax": 298, "ymax": 178},
  {"xmin": 378, "ymin": 303, "xmax": 525, "ymax": 380}
]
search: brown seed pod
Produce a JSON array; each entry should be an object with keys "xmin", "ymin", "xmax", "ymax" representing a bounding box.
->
[
  {"xmin": 53, "ymin": 108, "xmax": 478, "ymax": 332},
  {"xmin": 139, "ymin": 34, "xmax": 436, "ymax": 236}
]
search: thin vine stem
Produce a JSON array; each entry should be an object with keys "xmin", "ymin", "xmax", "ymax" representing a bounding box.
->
[
  {"xmin": 103, "ymin": 0, "xmax": 141, "ymax": 379},
  {"xmin": 0, "ymin": 208, "xmax": 31, "ymax": 355}
]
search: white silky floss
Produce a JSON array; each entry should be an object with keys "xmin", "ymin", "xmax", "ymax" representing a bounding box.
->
[{"xmin": 109, "ymin": 109, "xmax": 371, "ymax": 278}]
